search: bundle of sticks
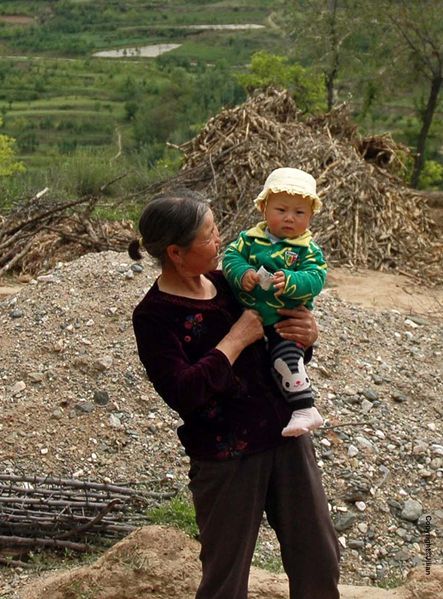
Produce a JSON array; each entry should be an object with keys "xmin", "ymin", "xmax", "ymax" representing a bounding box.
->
[
  {"xmin": 0, "ymin": 190, "xmax": 134, "ymax": 278},
  {"xmin": 0, "ymin": 474, "xmax": 146, "ymax": 563}
]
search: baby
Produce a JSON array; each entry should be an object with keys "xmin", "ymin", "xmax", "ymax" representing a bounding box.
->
[{"xmin": 223, "ymin": 167, "xmax": 327, "ymax": 436}]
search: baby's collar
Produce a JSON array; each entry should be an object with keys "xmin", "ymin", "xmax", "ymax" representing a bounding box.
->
[{"xmin": 246, "ymin": 221, "xmax": 312, "ymax": 246}]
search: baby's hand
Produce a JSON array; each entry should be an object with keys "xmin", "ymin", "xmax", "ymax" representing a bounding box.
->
[
  {"xmin": 273, "ymin": 271, "xmax": 286, "ymax": 297},
  {"xmin": 241, "ymin": 269, "xmax": 260, "ymax": 291}
]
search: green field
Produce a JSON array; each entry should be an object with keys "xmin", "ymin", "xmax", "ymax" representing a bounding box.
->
[
  {"xmin": 0, "ymin": 0, "xmax": 441, "ymax": 199},
  {"xmin": 0, "ymin": 0, "xmax": 285, "ymax": 175}
]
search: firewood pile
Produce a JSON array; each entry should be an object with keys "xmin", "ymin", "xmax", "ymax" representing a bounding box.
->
[
  {"xmin": 160, "ymin": 88, "xmax": 442, "ymax": 284},
  {"xmin": 0, "ymin": 474, "xmax": 148, "ymax": 563},
  {"xmin": 0, "ymin": 190, "xmax": 134, "ymax": 278}
]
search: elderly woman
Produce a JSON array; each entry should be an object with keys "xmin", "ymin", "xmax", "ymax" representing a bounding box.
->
[{"xmin": 129, "ymin": 189, "xmax": 340, "ymax": 599}]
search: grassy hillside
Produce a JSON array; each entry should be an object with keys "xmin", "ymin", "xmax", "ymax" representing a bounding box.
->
[
  {"xmin": 0, "ymin": 0, "xmax": 441, "ymax": 203},
  {"xmin": 0, "ymin": 0, "xmax": 285, "ymax": 184}
]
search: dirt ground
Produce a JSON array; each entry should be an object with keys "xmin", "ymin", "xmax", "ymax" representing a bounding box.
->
[
  {"xmin": 1, "ymin": 261, "xmax": 442, "ymax": 598},
  {"xmin": 326, "ymin": 268, "xmax": 443, "ymax": 320},
  {"xmin": 15, "ymin": 526, "xmax": 443, "ymax": 599}
]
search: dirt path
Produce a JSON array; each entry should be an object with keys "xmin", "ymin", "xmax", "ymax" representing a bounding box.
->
[{"xmin": 326, "ymin": 268, "xmax": 443, "ymax": 320}]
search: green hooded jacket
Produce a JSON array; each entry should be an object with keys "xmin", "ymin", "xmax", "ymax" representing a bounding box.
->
[{"xmin": 222, "ymin": 222, "xmax": 327, "ymax": 326}]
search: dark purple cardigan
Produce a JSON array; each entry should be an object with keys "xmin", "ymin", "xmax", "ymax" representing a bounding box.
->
[{"xmin": 132, "ymin": 270, "xmax": 312, "ymax": 460}]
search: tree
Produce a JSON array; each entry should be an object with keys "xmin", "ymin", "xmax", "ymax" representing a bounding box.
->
[
  {"xmin": 237, "ymin": 51, "xmax": 326, "ymax": 113},
  {"xmin": 280, "ymin": 0, "xmax": 354, "ymax": 110},
  {"xmin": 381, "ymin": 0, "xmax": 442, "ymax": 187},
  {"xmin": 0, "ymin": 120, "xmax": 25, "ymax": 177}
]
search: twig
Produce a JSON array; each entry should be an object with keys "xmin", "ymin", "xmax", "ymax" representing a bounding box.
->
[
  {"xmin": 323, "ymin": 420, "xmax": 369, "ymax": 430},
  {"xmin": 0, "ymin": 238, "xmax": 35, "ymax": 277},
  {"xmin": 56, "ymin": 499, "xmax": 122, "ymax": 540},
  {"xmin": 0, "ymin": 475, "xmax": 137, "ymax": 496},
  {"xmin": 0, "ymin": 556, "xmax": 33, "ymax": 568},
  {"xmin": 0, "ymin": 535, "xmax": 88, "ymax": 552}
]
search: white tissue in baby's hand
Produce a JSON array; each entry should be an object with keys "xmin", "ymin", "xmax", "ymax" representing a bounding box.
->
[{"xmin": 257, "ymin": 266, "xmax": 274, "ymax": 290}]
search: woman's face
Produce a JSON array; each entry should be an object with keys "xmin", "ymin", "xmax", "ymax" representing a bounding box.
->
[{"xmin": 180, "ymin": 209, "xmax": 221, "ymax": 275}]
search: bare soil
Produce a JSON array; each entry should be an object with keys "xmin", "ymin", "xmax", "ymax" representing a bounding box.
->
[
  {"xmin": 326, "ymin": 268, "xmax": 443, "ymax": 320},
  {"xmin": 15, "ymin": 527, "xmax": 443, "ymax": 599}
]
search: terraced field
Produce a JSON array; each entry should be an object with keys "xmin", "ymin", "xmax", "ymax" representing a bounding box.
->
[{"xmin": 0, "ymin": 0, "xmax": 283, "ymax": 171}]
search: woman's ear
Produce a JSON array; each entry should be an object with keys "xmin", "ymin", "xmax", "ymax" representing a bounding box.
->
[{"xmin": 166, "ymin": 244, "xmax": 183, "ymax": 266}]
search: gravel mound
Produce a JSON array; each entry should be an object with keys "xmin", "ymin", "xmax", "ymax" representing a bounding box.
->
[{"xmin": 1, "ymin": 251, "xmax": 442, "ymax": 588}]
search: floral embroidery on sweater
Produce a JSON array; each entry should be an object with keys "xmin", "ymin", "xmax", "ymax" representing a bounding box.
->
[
  {"xmin": 183, "ymin": 313, "xmax": 205, "ymax": 342},
  {"xmin": 215, "ymin": 434, "xmax": 248, "ymax": 459}
]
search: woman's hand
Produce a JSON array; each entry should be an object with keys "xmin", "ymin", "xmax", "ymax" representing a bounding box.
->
[
  {"xmin": 274, "ymin": 306, "xmax": 318, "ymax": 347},
  {"xmin": 216, "ymin": 309, "xmax": 264, "ymax": 364}
]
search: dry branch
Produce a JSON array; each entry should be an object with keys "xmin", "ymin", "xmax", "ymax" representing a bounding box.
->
[
  {"xmin": 0, "ymin": 191, "xmax": 134, "ymax": 277},
  {"xmin": 0, "ymin": 475, "xmax": 146, "ymax": 557}
]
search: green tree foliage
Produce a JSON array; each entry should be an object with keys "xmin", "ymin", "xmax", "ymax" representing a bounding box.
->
[
  {"xmin": 279, "ymin": 0, "xmax": 442, "ymax": 188},
  {"xmin": 280, "ymin": 0, "xmax": 355, "ymax": 111},
  {"xmin": 379, "ymin": 0, "xmax": 442, "ymax": 187},
  {"xmin": 419, "ymin": 160, "xmax": 443, "ymax": 190},
  {"xmin": 237, "ymin": 51, "xmax": 326, "ymax": 113},
  {"xmin": 0, "ymin": 119, "xmax": 25, "ymax": 177}
]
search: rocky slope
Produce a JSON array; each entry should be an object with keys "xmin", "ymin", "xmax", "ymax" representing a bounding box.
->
[{"xmin": 0, "ymin": 251, "xmax": 442, "ymax": 594}]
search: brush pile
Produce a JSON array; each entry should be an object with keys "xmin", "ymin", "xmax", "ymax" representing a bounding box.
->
[
  {"xmin": 0, "ymin": 474, "xmax": 145, "ymax": 562},
  {"xmin": 0, "ymin": 191, "xmax": 134, "ymax": 278},
  {"xmin": 161, "ymin": 88, "xmax": 441, "ymax": 284}
]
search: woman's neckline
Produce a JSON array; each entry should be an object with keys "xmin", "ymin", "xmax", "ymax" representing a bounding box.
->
[{"xmin": 156, "ymin": 273, "xmax": 218, "ymax": 301}]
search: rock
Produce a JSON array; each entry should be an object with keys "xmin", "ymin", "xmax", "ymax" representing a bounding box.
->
[
  {"xmin": 344, "ymin": 482, "xmax": 370, "ymax": 502},
  {"xmin": 348, "ymin": 444, "xmax": 359, "ymax": 457},
  {"xmin": 333, "ymin": 512, "xmax": 357, "ymax": 532},
  {"xmin": 412, "ymin": 440, "xmax": 428, "ymax": 455},
  {"xmin": 404, "ymin": 318, "xmax": 420, "ymax": 328},
  {"xmin": 431, "ymin": 444, "xmax": 443, "ymax": 456},
  {"xmin": 391, "ymin": 390, "xmax": 408, "ymax": 403},
  {"xmin": 93, "ymin": 390, "xmax": 110, "ymax": 406},
  {"xmin": 355, "ymin": 436, "xmax": 376, "ymax": 452},
  {"xmin": 400, "ymin": 499, "xmax": 423, "ymax": 522},
  {"xmin": 357, "ymin": 522, "xmax": 368, "ymax": 534},
  {"xmin": 361, "ymin": 398, "xmax": 374, "ymax": 414},
  {"xmin": 362, "ymin": 388, "xmax": 379, "ymax": 401},
  {"xmin": 348, "ymin": 539, "xmax": 365, "ymax": 549},
  {"xmin": 130, "ymin": 263, "xmax": 144, "ymax": 273},
  {"xmin": 10, "ymin": 381, "xmax": 26, "ymax": 396},
  {"xmin": 407, "ymin": 315, "xmax": 428, "ymax": 326},
  {"xmin": 37, "ymin": 274, "xmax": 56, "ymax": 283},
  {"xmin": 28, "ymin": 371, "xmax": 44, "ymax": 383},
  {"xmin": 109, "ymin": 414, "xmax": 122, "ymax": 428},
  {"xmin": 95, "ymin": 355, "xmax": 113, "ymax": 370},
  {"xmin": 75, "ymin": 401, "xmax": 95, "ymax": 414}
]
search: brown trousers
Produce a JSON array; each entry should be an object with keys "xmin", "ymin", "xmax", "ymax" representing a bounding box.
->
[{"xmin": 188, "ymin": 436, "xmax": 340, "ymax": 599}]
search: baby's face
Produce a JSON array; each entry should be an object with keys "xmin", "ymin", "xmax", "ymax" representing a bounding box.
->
[{"xmin": 262, "ymin": 192, "xmax": 313, "ymax": 238}]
